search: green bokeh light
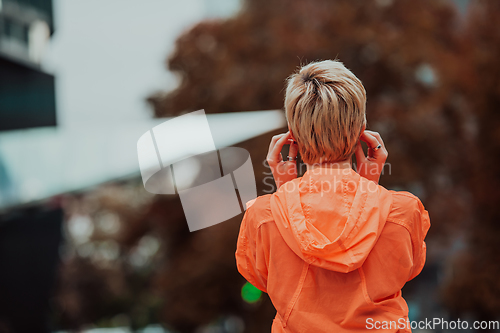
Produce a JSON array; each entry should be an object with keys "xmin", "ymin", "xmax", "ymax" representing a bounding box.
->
[{"xmin": 241, "ymin": 282, "xmax": 262, "ymax": 303}]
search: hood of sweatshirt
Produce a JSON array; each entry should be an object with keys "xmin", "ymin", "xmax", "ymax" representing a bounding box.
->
[{"xmin": 270, "ymin": 167, "xmax": 393, "ymax": 273}]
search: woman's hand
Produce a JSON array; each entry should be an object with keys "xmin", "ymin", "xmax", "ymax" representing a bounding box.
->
[
  {"xmin": 354, "ymin": 130, "xmax": 388, "ymax": 184},
  {"xmin": 267, "ymin": 132, "xmax": 298, "ymax": 190}
]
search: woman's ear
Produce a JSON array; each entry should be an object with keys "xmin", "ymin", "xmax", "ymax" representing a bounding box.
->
[{"xmin": 288, "ymin": 124, "xmax": 297, "ymax": 142}]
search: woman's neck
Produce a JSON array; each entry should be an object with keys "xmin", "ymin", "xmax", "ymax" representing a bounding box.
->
[{"xmin": 306, "ymin": 158, "xmax": 352, "ymax": 172}]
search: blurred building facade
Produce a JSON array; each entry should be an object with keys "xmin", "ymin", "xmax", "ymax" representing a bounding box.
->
[
  {"xmin": 0, "ymin": 3, "xmax": 62, "ymax": 333},
  {"xmin": 0, "ymin": 0, "xmax": 56, "ymax": 131}
]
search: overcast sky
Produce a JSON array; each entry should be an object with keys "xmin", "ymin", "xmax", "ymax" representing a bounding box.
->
[{"xmin": 42, "ymin": 0, "xmax": 241, "ymax": 128}]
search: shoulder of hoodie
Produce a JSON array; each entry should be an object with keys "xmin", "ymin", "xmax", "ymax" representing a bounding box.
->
[
  {"xmin": 244, "ymin": 194, "xmax": 274, "ymax": 229},
  {"xmin": 386, "ymin": 190, "xmax": 428, "ymax": 230},
  {"xmin": 243, "ymin": 190, "xmax": 428, "ymax": 230}
]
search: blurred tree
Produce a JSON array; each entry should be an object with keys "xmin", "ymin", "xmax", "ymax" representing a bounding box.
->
[{"xmin": 440, "ymin": 0, "xmax": 500, "ymax": 325}]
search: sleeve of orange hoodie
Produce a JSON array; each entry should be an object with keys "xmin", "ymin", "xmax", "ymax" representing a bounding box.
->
[
  {"xmin": 235, "ymin": 196, "xmax": 272, "ymax": 293},
  {"xmin": 388, "ymin": 191, "xmax": 431, "ymax": 281}
]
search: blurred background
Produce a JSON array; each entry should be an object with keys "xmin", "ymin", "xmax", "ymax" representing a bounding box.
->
[{"xmin": 1, "ymin": 0, "xmax": 500, "ymax": 332}]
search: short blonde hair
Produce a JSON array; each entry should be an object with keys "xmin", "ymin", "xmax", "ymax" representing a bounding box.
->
[{"xmin": 285, "ymin": 60, "xmax": 366, "ymax": 164}]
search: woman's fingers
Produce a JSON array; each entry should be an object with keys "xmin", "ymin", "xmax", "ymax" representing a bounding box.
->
[
  {"xmin": 288, "ymin": 139, "xmax": 298, "ymax": 160},
  {"xmin": 267, "ymin": 132, "xmax": 292, "ymax": 165},
  {"xmin": 268, "ymin": 133, "xmax": 287, "ymax": 152},
  {"xmin": 364, "ymin": 130, "xmax": 386, "ymax": 149},
  {"xmin": 354, "ymin": 141, "xmax": 366, "ymax": 164},
  {"xmin": 360, "ymin": 132, "xmax": 384, "ymax": 159},
  {"xmin": 267, "ymin": 133, "xmax": 287, "ymax": 162},
  {"xmin": 356, "ymin": 131, "xmax": 388, "ymax": 184},
  {"xmin": 360, "ymin": 131, "xmax": 379, "ymax": 149}
]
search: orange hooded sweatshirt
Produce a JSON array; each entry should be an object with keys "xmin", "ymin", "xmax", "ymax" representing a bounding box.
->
[{"xmin": 236, "ymin": 167, "xmax": 430, "ymax": 332}]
